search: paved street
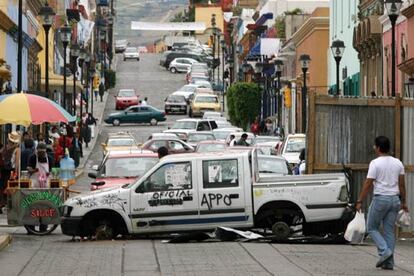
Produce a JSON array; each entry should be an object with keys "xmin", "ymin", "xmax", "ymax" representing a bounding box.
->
[{"xmin": 1, "ymin": 54, "xmax": 414, "ymax": 276}]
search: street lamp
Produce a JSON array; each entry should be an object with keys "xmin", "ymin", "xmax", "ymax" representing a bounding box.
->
[
  {"xmin": 385, "ymin": 0, "xmax": 402, "ymax": 97},
  {"xmin": 78, "ymin": 47, "xmax": 87, "ymax": 126},
  {"xmin": 274, "ymin": 59, "xmax": 283, "ymax": 128},
  {"xmin": 405, "ymin": 78, "xmax": 414, "ymax": 98},
  {"xmin": 330, "ymin": 40, "xmax": 345, "ymax": 96},
  {"xmin": 88, "ymin": 67, "xmax": 96, "ymax": 117},
  {"xmin": 70, "ymin": 42, "xmax": 80, "ymax": 116},
  {"xmin": 59, "ymin": 23, "xmax": 72, "ymax": 110},
  {"xmin": 299, "ymin": 54, "xmax": 311, "ymax": 133},
  {"xmin": 220, "ymin": 39, "xmax": 226, "ymax": 112},
  {"xmin": 211, "ymin": 13, "xmax": 216, "ymax": 82},
  {"xmin": 216, "ymin": 30, "xmax": 222, "ymax": 86},
  {"xmin": 84, "ymin": 52, "xmax": 91, "ymax": 113},
  {"xmin": 39, "ymin": 2, "xmax": 55, "ymax": 99}
]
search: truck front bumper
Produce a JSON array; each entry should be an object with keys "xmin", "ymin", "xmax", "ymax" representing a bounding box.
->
[{"xmin": 61, "ymin": 216, "xmax": 82, "ymax": 236}]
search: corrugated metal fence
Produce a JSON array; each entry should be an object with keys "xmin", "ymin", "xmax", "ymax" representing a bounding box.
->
[{"xmin": 307, "ymin": 94, "xmax": 414, "ymax": 233}]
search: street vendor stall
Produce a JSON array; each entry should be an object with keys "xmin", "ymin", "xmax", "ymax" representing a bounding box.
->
[{"xmin": 0, "ymin": 92, "xmax": 76, "ymax": 235}]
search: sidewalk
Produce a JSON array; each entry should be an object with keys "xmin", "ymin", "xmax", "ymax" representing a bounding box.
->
[
  {"xmin": 75, "ymin": 90, "xmax": 109, "ymax": 178},
  {"xmin": 0, "ymin": 233, "xmax": 11, "ymax": 251}
]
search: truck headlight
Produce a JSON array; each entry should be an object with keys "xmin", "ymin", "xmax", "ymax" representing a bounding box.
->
[
  {"xmin": 62, "ymin": 205, "xmax": 73, "ymax": 217},
  {"xmin": 338, "ymin": 185, "xmax": 349, "ymax": 202}
]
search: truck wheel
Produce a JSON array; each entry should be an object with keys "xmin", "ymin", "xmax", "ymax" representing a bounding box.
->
[
  {"xmin": 95, "ymin": 220, "xmax": 115, "ymax": 240},
  {"xmin": 272, "ymin": 222, "xmax": 291, "ymax": 241},
  {"xmin": 24, "ymin": 224, "xmax": 59, "ymax": 235}
]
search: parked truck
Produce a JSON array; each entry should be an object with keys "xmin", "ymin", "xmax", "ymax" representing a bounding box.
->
[{"xmin": 61, "ymin": 150, "xmax": 350, "ymax": 240}]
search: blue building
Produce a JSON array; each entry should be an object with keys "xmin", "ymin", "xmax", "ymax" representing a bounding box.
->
[{"xmin": 328, "ymin": 0, "xmax": 360, "ymax": 96}]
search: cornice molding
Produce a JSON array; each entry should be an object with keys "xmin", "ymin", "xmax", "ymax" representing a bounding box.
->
[
  {"xmin": 402, "ymin": 3, "xmax": 414, "ymax": 18},
  {"xmin": 291, "ymin": 17, "xmax": 329, "ymax": 46},
  {"xmin": 0, "ymin": 9, "xmax": 16, "ymax": 32}
]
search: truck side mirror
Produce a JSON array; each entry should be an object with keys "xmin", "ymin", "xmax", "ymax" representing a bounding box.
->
[{"xmin": 88, "ymin": 172, "xmax": 97, "ymax": 179}]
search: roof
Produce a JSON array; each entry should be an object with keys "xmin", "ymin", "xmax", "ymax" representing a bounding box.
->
[
  {"xmin": 161, "ymin": 150, "xmax": 250, "ymax": 162},
  {"xmin": 106, "ymin": 150, "xmax": 156, "ymax": 157}
]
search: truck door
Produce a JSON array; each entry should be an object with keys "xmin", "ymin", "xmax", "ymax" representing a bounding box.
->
[
  {"xmin": 197, "ymin": 158, "xmax": 252, "ymax": 228},
  {"xmin": 129, "ymin": 161, "xmax": 198, "ymax": 233}
]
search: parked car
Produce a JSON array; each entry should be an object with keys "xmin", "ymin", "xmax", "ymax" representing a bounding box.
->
[
  {"xmin": 163, "ymin": 118, "xmax": 218, "ymax": 141},
  {"xmin": 115, "ymin": 39, "xmax": 128, "ymax": 53},
  {"xmin": 104, "ymin": 105, "xmax": 166, "ymax": 126},
  {"xmin": 88, "ymin": 150, "xmax": 158, "ymax": 190},
  {"xmin": 195, "ymin": 140, "xmax": 227, "ymax": 153},
  {"xmin": 187, "ymin": 131, "xmax": 216, "ymax": 147},
  {"xmin": 115, "ymin": 89, "xmax": 139, "ymax": 110},
  {"xmin": 169, "ymin": 58, "xmax": 198, "ymax": 73},
  {"xmin": 142, "ymin": 138, "xmax": 194, "ymax": 154},
  {"xmin": 212, "ymin": 128, "xmax": 242, "ymax": 142},
  {"xmin": 164, "ymin": 95, "xmax": 187, "ymax": 115},
  {"xmin": 161, "ymin": 51, "xmax": 205, "ymax": 68},
  {"xmin": 101, "ymin": 132, "xmax": 139, "ymax": 156},
  {"xmin": 62, "ymin": 150, "xmax": 350, "ymax": 240},
  {"xmin": 257, "ymin": 155, "xmax": 292, "ymax": 178},
  {"xmin": 189, "ymin": 93, "xmax": 221, "ymax": 117},
  {"xmin": 281, "ymin": 134, "xmax": 306, "ymax": 167},
  {"xmin": 172, "ymin": 84, "xmax": 199, "ymax": 102},
  {"xmin": 123, "ymin": 47, "xmax": 140, "ymax": 61},
  {"xmin": 147, "ymin": 133, "xmax": 178, "ymax": 140},
  {"xmin": 191, "ymin": 80, "xmax": 212, "ymax": 89},
  {"xmin": 215, "ymin": 120, "xmax": 232, "ymax": 129}
]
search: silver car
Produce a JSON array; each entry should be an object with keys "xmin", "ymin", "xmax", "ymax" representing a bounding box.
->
[
  {"xmin": 123, "ymin": 47, "xmax": 140, "ymax": 61},
  {"xmin": 169, "ymin": 58, "xmax": 198, "ymax": 73}
]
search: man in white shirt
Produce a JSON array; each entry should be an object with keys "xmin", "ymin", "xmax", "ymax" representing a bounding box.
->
[
  {"xmin": 356, "ymin": 136, "xmax": 408, "ymax": 270},
  {"xmin": 141, "ymin": 97, "xmax": 148, "ymax": 106}
]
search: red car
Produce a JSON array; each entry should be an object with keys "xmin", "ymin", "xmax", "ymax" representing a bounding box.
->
[
  {"xmin": 115, "ymin": 89, "xmax": 139, "ymax": 110},
  {"xmin": 88, "ymin": 150, "xmax": 158, "ymax": 190}
]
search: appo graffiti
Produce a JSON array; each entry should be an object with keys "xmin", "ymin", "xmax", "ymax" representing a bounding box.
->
[
  {"xmin": 148, "ymin": 190, "xmax": 192, "ymax": 206},
  {"xmin": 201, "ymin": 193, "xmax": 232, "ymax": 210}
]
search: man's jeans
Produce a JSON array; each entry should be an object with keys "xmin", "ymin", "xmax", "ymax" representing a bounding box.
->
[{"xmin": 367, "ymin": 195, "xmax": 401, "ymax": 267}]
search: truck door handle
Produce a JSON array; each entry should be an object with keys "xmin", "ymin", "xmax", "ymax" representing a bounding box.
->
[
  {"xmin": 183, "ymin": 196, "xmax": 193, "ymax": 201},
  {"xmin": 229, "ymin": 194, "xmax": 239, "ymax": 199}
]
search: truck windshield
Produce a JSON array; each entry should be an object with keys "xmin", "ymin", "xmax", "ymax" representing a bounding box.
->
[
  {"xmin": 101, "ymin": 157, "xmax": 158, "ymax": 177},
  {"xmin": 285, "ymin": 138, "xmax": 306, "ymax": 153}
]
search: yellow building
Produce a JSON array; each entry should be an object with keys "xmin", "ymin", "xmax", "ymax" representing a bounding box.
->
[{"xmin": 195, "ymin": 5, "xmax": 224, "ymax": 44}]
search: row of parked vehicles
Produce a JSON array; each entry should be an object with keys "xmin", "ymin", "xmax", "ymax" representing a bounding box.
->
[{"xmin": 61, "ymin": 110, "xmax": 351, "ymax": 241}]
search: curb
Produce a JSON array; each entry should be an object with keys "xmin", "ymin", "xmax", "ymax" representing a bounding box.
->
[{"xmin": 0, "ymin": 234, "xmax": 11, "ymax": 251}]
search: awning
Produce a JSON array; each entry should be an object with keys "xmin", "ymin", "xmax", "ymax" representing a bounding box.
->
[
  {"xmin": 256, "ymin": 13, "xmax": 273, "ymax": 26},
  {"xmin": 247, "ymin": 40, "xmax": 261, "ymax": 60},
  {"xmin": 40, "ymin": 73, "xmax": 83, "ymax": 94}
]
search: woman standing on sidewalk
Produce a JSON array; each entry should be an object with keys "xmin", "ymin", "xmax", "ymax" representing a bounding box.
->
[{"xmin": 356, "ymin": 136, "xmax": 409, "ymax": 270}]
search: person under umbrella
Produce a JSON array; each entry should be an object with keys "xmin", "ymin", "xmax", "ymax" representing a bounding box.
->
[{"xmin": 27, "ymin": 142, "xmax": 53, "ymax": 188}]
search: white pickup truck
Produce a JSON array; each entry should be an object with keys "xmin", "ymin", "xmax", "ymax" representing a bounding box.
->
[{"xmin": 61, "ymin": 150, "xmax": 350, "ymax": 240}]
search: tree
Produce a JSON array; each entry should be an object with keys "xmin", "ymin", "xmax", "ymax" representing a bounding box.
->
[{"xmin": 226, "ymin": 82, "xmax": 262, "ymax": 130}]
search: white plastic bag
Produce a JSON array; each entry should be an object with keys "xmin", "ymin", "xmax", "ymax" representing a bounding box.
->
[
  {"xmin": 396, "ymin": 210, "xmax": 411, "ymax": 227},
  {"xmin": 344, "ymin": 211, "xmax": 366, "ymax": 244}
]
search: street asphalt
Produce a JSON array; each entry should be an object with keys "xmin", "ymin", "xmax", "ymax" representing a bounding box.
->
[{"xmin": 1, "ymin": 54, "xmax": 414, "ymax": 276}]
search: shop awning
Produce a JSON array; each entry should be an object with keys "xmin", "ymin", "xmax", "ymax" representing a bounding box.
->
[
  {"xmin": 40, "ymin": 73, "xmax": 83, "ymax": 94},
  {"xmin": 247, "ymin": 39, "xmax": 261, "ymax": 60},
  {"xmin": 256, "ymin": 13, "xmax": 273, "ymax": 26}
]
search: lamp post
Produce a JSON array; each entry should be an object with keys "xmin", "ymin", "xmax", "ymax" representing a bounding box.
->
[
  {"xmin": 89, "ymin": 68, "xmax": 96, "ymax": 118},
  {"xmin": 241, "ymin": 61, "xmax": 251, "ymax": 82},
  {"xmin": 254, "ymin": 61, "xmax": 265, "ymax": 118},
  {"xmin": 385, "ymin": 0, "xmax": 402, "ymax": 97},
  {"xmin": 70, "ymin": 42, "xmax": 80, "ymax": 116},
  {"xmin": 78, "ymin": 47, "xmax": 87, "ymax": 129},
  {"xmin": 39, "ymin": 2, "xmax": 55, "ymax": 99},
  {"xmin": 211, "ymin": 14, "xmax": 216, "ymax": 83},
  {"xmin": 84, "ymin": 53, "xmax": 91, "ymax": 113},
  {"xmin": 99, "ymin": 27, "xmax": 107, "ymax": 73},
  {"xmin": 299, "ymin": 54, "xmax": 311, "ymax": 133},
  {"xmin": 107, "ymin": 14, "xmax": 114, "ymax": 68},
  {"xmin": 274, "ymin": 59, "xmax": 283, "ymax": 128},
  {"xmin": 220, "ymin": 39, "xmax": 226, "ymax": 112},
  {"xmin": 59, "ymin": 23, "xmax": 72, "ymax": 110},
  {"xmin": 216, "ymin": 30, "xmax": 221, "ymax": 85},
  {"xmin": 330, "ymin": 39, "xmax": 345, "ymax": 96}
]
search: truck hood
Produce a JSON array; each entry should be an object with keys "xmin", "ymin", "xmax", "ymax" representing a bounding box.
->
[
  {"xmin": 91, "ymin": 177, "xmax": 138, "ymax": 190},
  {"xmin": 64, "ymin": 186, "xmax": 129, "ymax": 210}
]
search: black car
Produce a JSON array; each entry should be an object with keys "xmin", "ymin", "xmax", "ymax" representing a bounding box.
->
[{"xmin": 164, "ymin": 95, "xmax": 187, "ymax": 115}]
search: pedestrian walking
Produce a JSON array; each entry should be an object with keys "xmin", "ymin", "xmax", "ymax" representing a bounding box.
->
[
  {"xmin": 85, "ymin": 113, "xmax": 97, "ymax": 138},
  {"xmin": 94, "ymin": 88, "xmax": 98, "ymax": 101},
  {"xmin": 98, "ymin": 83, "xmax": 105, "ymax": 102},
  {"xmin": 142, "ymin": 97, "xmax": 148, "ymax": 106},
  {"xmin": 80, "ymin": 123, "xmax": 91, "ymax": 148},
  {"xmin": 20, "ymin": 138, "xmax": 35, "ymax": 171},
  {"xmin": 293, "ymin": 148, "xmax": 306, "ymax": 175},
  {"xmin": 356, "ymin": 136, "xmax": 408, "ymax": 270}
]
